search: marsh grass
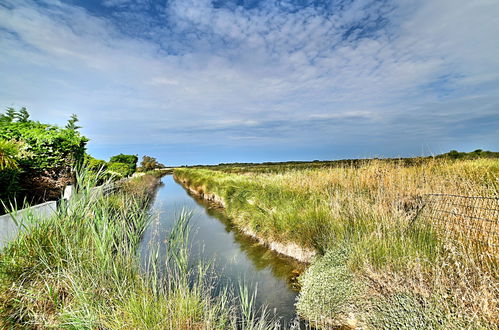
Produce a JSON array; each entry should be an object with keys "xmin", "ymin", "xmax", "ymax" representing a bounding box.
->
[
  {"xmin": 0, "ymin": 170, "xmax": 277, "ymax": 329},
  {"xmin": 174, "ymin": 158, "xmax": 498, "ymax": 328}
]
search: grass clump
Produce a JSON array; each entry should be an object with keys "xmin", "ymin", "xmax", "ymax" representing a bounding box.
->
[
  {"xmin": 0, "ymin": 170, "xmax": 276, "ymax": 329},
  {"xmin": 296, "ymin": 248, "xmax": 363, "ymax": 327}
]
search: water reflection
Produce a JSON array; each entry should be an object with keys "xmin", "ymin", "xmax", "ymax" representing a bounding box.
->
[{"xmin": 140, "ymin": 175, "xmax": 306, "ymax": 326}]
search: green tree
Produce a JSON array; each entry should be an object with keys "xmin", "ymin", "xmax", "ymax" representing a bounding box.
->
[
  {"xmin": 447, "ymin": 150, "xmax": 460, "ymax": 159},
  {"xmin": 66, "ymin": 114, "xmax": 81, "ymax": 131},
  {"xmin": 5, "ymin": 108, "xmax": 16, "ymax": 121},
  {"xmin": 140, "ymin": 155, "xmax": 164, "ymax": 171},
  {"xmin": 108, "ymin": 162, "xmax": 134, "ymax": 177},
  {"xmin": 17, "ymin": 107, "xmax": 30, "ymax": 123},
  {"xmin": 109, "ymin": 154, "xmax": 138, "ymax": 173},
  {"xmin": 0, "ymin": 107, "xmax": 88, "ymax": 205},
  {"xmin": 85, "ymin": 155, "xmax": 107, "ymax": 172}
]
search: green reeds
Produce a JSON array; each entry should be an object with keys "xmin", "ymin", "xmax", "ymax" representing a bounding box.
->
[{"xmin": 0, "ymin": 169, "xmax": 276, "ymax": 328}]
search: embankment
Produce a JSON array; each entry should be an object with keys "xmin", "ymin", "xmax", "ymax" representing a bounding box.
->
[{"xmin": 174, "ymin": 173, "xmax": 316, "ymax": 263}]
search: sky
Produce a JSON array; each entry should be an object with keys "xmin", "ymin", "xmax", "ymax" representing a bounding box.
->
[{"xmin": 0, "ymin": 0, "xmax": 498, "ymax": 166}]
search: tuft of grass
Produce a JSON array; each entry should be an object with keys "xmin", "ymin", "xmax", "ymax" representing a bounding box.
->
[{"xmin": 296, "ymin": 247, "xmax": 363, "ymax": 327}]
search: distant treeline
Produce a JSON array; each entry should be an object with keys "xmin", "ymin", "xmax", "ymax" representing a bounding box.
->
[{"xmin": 181, "ymin": 149, "xmax": 499, "ymax": 173}]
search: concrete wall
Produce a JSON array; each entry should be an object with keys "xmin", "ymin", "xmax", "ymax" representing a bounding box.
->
[{"xmin": 0, "ymin": 200, "xmax": 57, "ymax": 250}]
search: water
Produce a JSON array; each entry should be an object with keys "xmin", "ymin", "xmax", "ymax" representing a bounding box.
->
[{"xmin": 140, "ymin": 175, "xmax": 305, "ymax": 325}]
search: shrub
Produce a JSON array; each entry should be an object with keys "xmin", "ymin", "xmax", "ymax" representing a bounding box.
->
[
  {"xmin": 108, "ymin": 162, "xmax": 135, "ymax": 177},
  {"xmin": 85, "ymin": 155, "xmax": 107, "ymax": 172},
  {"xmin": 0, "ymin": 116, "xmax": 87, "ymax": 173},
  {"xmin": 140, "ymin": 155, "xmax": 164, "ymax": 172},
  {"xmin": 109, "ymin": 154, "xmax": 138, "ymax": 173},
  {"xmin": 0, "ymin": 108, "xmax": 88, "ymax": 206}
]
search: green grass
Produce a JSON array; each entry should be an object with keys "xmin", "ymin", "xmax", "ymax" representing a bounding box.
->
[
  {"xmin": 0, "ymin": 170, "xmax": 277, "ymax": 329},
  {"xmin": 174, "ymin": 159, "xmax": 498, "ymax": 328}
]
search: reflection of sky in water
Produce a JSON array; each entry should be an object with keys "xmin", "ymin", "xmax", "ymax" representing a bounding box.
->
[{"xmin": 139, "ymin": 175, "xmax": 305, "ymax": 325}]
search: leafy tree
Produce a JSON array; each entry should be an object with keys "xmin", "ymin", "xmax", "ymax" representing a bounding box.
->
[
  {"xmin": 0, "ymin": 108, "xmax": 88, "ymax": 206},
  {"xmin": 109, "ymin": 154, "xmax": 138, "ymax": 173},
  {"xmin": 447, "ymin": 150, "xmax": 460, "ymax": 159},
  {"xmin": 140, "ymin": 155, "xmax": 164, "ymax": 171},
  {"xmin": 85, "ymin": 155, "xmax": 107, "ymax": 172},
  {"xmin": 5, "ymin": 108, "xmax": 16, "ymax": 122},
  {"xmin": 17, "ymin": 107, "xmax": 30, "ymax": 123},
  {"xmin": 65, "ymin": 114, "xmax": 81, "ymax": 131},
  {"xmin": 107, "ymin": 162, "xmax": 134, "ymax": 177}
]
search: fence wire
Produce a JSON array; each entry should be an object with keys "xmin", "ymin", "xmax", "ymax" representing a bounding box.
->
[{"xmin": 419, "ymin": 194, "xmax": 498, "ymax": 255}]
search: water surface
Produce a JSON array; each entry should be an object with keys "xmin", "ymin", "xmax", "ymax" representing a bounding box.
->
[{"xmin": 140, "ymin": 175, "xmax": 305, "ymax": 325}]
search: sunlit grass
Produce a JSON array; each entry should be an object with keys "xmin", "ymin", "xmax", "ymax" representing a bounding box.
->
[{"xmin": 174, "ymin": 158, "xmax": 499, "ymax": 328}]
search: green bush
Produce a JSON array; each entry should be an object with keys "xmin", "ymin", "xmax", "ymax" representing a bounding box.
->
[
  {"xmin": 0, "ymin": 108, "xmax": 88, "ymax": 206},
  {"xmin": 108, "ymin": 162, "xmax": 134, "ymax": 177},
  {"xmin": 0, "ymin": 109, "xmax": 87, "ymax": 173},
  {"xmin": 140, "ymin": 155, "xmax": 164, "ymax": 172},
  {"xmin": 85, "ymin": 155, "xmax": 107, "ymax": 172},
  {"xmin": 109, "ymin": 154, "xmax": 137, "ymax": 173}
]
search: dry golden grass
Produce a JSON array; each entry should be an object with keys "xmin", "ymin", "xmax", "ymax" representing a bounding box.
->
[{"xmin": 175, "ymin": 158, "xmax": 499, "ymax": 328}]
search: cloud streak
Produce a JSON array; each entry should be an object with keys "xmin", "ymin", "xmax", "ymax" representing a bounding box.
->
[{"xmin": 0, "ymin": 0, "xmax": 498, "ymax": 164}]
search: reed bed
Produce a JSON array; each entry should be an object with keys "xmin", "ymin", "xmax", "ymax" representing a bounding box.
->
[
  {"xmin": 174, "ymin": 158, "xmax": 499, "ymax": 328},
  {"xmin": 0, "ymin": 171, "xmax": 277, "ymax": 329}
]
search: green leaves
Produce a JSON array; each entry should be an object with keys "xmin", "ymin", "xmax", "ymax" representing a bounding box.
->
[
  {"xmin": 0, "ymin": 140, "xmax": 20, "ymax": 170},
  {"xmin": 0, "ymin": 109, "xmax": 88, "ymax": 173},
  {"xmin": 65, "ymin": 114, "xmax": 81, "ymax": 131},
  {"xmin": 140, "ymin": 155, "xmax": 164, "ymax": 172},
  {"xmin": 108, "ymin": 154, "xmax": 138, "ymax": 176}
]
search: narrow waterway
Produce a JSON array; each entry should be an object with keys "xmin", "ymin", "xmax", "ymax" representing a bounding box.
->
[{"xmin": 139, "ymin": 175, "xmax": 305, "ymax": 325}]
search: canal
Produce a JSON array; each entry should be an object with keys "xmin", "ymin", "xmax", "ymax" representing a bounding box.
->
[{"xmin": 139, "ymin": 174, "xmax": 305, "ymax": 326}]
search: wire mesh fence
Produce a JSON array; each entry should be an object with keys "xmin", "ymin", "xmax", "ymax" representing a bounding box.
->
[{"xmin": 418, "ymin": 193, "xmax": 498, "ymax": 257}]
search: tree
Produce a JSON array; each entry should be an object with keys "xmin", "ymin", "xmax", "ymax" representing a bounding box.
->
[
  {"xmin": 448, "ymin": 150, "xmax": 460, "ymax": 159},
  {"xmin": 17, "ymin": 107, "xmax": 30, "ymax": 123},
  {"xmin": 109, "ymin": 154, "xmax": 138, "ymax": 173},
  {"xmin": 107, "ymin": 162, "xmax": 134, "ymax": 177},
  {"xmin": 5, "ymin": 108, "xmax": 16, "ymax": 121},
  {"xmin": 140, "ymin": 155, "xmax": 164, "ymax": 171},
  {"xmin": 65, "ymin": 114, "xmax": 81, "ymax": 131}
]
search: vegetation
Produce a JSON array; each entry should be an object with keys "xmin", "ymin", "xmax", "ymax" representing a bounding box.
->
[
  {"xmin": 140, "ymin": 155, "xmax": 165, "ymax": 172},
  {"xmin": 108, "ymin": 153, "xmax": 138, "ymax": 177},
  {"xmin": 185, "ymin": 149, "xmax": 499, "ymax": 174},
  {"xmin": 85, "ymin": 155, "xmax": 108, "ymax": 172},
  {"xmin": 174, "ymin": 157, "xmax": 498, "ymax": 328},
  {"xmin": 0, "ymin": 139, "xmax": 21, "ymax": 170},
  {"xmin": 0, "ymin": 171, "xmax": 276, "ymax": 329},
  {"xmin": 0, "ymin": 108, "xmax": 88, "ymax": 207},
  {"xmin": 437, "ymin": 149, "xmax": 499, "ymax": 160}
]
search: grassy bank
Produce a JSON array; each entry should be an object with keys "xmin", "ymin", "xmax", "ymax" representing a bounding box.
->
[
  {"xmin": 174, "ymin": 158, "xmax": 498, "ymax": 328},
  {"xmin": 0, "ymin": 172, "xmax": 275, "ymax": 328}
]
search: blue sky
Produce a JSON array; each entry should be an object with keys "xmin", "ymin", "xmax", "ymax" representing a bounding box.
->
[{"xmin": 1, "ymin": 0, "xmax": 498, "ymax": 165}]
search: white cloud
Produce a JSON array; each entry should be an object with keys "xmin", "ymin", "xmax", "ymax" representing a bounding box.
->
[{"xmin": 0, "ymin": 0, "xmax": 498, "ymax": 162}]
